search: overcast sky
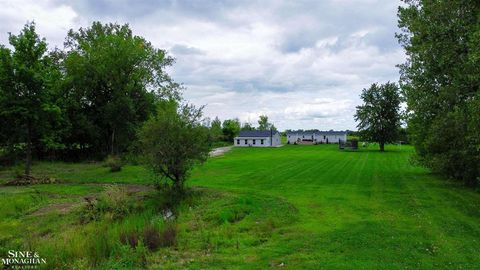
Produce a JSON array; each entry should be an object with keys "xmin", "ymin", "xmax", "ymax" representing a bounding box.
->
[{"xmin": 0, "ymin": 0, "xmax": 405, "ymax": 131}]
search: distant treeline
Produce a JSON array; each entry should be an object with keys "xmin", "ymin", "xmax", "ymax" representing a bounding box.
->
[
  {"xmin": 207, "ymin": 115, "xmax": 276, "ymax": 143},
  {"xmin": 0, "ymin": 22, "xmax": 183, "ymax": 171}
]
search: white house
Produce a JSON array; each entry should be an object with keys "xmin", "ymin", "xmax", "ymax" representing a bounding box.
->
[
  {"xmin": 287, "ymin": 130, "xmax": 348, "ymax": 144},
  {"xmin": 234, "ymin": 130, "xmax": 281, "ymax": 147}
]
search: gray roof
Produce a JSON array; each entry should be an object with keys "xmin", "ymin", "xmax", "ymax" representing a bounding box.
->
[
  {"xmin": 237, "ymin": 130, "xmax": 278, "ymax": 137},
  {"xmin": 287, "ymin": 130, "xmax": 348, "ymax": 135}
]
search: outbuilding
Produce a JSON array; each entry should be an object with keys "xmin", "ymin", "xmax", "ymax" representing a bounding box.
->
[
  {"xmin": 234, "ymin": 130, "xmax": 281, "ymax": 147},
  {"xmin": 287, "ymin": 130, "xmax": 348, "ymax": 144}
]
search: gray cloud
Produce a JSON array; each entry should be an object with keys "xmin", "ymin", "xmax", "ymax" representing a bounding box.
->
[{"xmin": 0, "ymin": 0, "xmax": 405, "ymax": 130}]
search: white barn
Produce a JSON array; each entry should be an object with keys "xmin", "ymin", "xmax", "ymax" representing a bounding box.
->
[
  {"xmin": 234, "ymin": 130, "xmax": 281, "ymax": 147},
  {"xmin": 287, "ymin": 130, "xmax": 348, "ymax": 144}
]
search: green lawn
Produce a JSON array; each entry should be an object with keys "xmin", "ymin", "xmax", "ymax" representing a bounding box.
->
[
  {"xmin": 189, "ymin": 144, "xmax": 480, "ymax": 269},
  {"xmin": 1, "ymin": 144, "xmax": 479, "ymax": 269}
]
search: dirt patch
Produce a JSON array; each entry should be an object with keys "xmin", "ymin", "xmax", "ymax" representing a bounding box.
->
[{"xmin": 210, "ymin": 146, "xmax": 233, "ymax": 157}]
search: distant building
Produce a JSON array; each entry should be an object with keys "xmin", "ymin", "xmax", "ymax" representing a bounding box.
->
[
  {"xmin": 286, "ymin": 130, "xmax": 348, "ymax": 144},
  {"xmin": 234, "ymin": 130, "xmax": 281, "ymax": 147}
]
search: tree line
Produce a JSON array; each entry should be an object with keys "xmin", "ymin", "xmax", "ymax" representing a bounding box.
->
[
  {"xmin": 0, "ymin": 22, "xmax": 198, "ymax": 184},
  {"xmin": 356, "ymin": 1, "xmax": 479, "ymax": 187},
  {"xmin": 208, "ymin": 115, "xmax": 276, "ymax": 143}
]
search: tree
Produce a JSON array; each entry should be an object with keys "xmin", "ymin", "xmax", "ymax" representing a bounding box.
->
[
  {"xmin": 257, "ymin": 115, "xmax": 276, "ymax": 131},
  {"xmin": 0, "ymin": 22, "xmax": 60, "ymax": 175},
  {"xmin": 210, "ymin": 116, "xmax": 223, "ymax": 141},
  {"xmin": 398, "ymin": 1, "xmax": 480, "ymax": 186},
  {"xmin": 62, "ymin": 22, "xmax": 180, "ymax": 157},
  {"xmin": 222, "ymin": 119, "xmax": 241, "ymax": 142},
  {"xmin": 241, "ymin": 122, "xmax": 255, "ymax": 131},
  {"xmin": 139, "ymin": 101, "xmax": 210, "ymax": 193},
  {"xmin": 354, "ymin": 82, "xmax": 402, "ymax": 151}
]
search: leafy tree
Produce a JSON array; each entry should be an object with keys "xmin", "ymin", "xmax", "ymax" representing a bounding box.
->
[
  {"xmin": 398, "ymin": 1, "xmax": 480, "ymax": 185},
  {"xmin": 0, "ymin": 22, "xmax": 61, "ymax": 174},
  {"xmin": 241, "ymin": 122, "xmax": 255, "ymax": 131},
  {"xmin": 222, "ymin": 119, "xmax": 241, "ymax": 142},
  {"xmin": 354, "ymin": 82, "xmax": 402, "ymax": 151},
  {"xmin": 257, "ymin": 115, "xmax": 276, "ymax": 131},
  {"xmin": 139, "ymin": 101, "xmax": 210, "ymax": 193},
  {"xmin": 210, "ymin": 116, "xmax": 223, "ymax": 141},
  {"xmin": 62, "ymin": 22, "xmax": 180, "ymax": 157}
]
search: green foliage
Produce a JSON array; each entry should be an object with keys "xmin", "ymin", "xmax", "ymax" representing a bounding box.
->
[
  {"xmin": 355, "ymin": 82, "xmax": 402, "ymax": 151},
  {"xmin": 209, "ymin": 116, "xmax": 223, "ymax": 142},
  {"xmin": 222, "ymin": 118, "xmax": 241, "ymax": 142},
  {"xmin": 61, "ymin": 22, "xmax": 180, "ymax": 157},
  {"xmin": 139, "ymin": 101, "xmax": 210, "ymax": 192},
  {"xmin": 104, "ymin": 155, "xmax": 123, "ymax": 172},
  {"xmin": 257, "ymin": 115, "xmax": 276, "ymax": 131},
  {"xmin": 0, "ymin": 22, "xmax": 62, "ymax": 174},
  {"xmin": 0, "ymin": 21, "xmax": 180, "ymax": 167},
  {"xmin": 241, "ymin": 122, "xmax": 255, "ymax": 131},
  {"xmin": 398, "ymin": 1, "xmax": 480, "ymax": 185},
  {"xmin": 79, "ymin": 185, "xmax": 140, "ymax": 223}
]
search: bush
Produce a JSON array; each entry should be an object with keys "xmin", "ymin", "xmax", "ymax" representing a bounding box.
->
[
  {"xmin": 105, "ymin": 155, "xmax": 122, "ymax": 172},
  {"xmin": 79, "ymin": 185, "xmax": 138, "ymax": 223}
]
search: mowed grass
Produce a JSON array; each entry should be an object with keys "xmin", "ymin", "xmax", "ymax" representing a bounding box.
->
[
  {"xmin": 189, "ymin": 144, "xmax": 480, "ymax": 269},
  {"xmin": 0, "ymin": 144, "xmax": 479, "ymax": 269}
]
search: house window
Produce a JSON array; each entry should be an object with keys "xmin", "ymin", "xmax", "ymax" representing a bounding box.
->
[
  {"xmin": 237, "ymin": 139, "xmax": 240, "ymax": 144},
  {"xmin": 261, "ymin": 139, "xmax": 264, "ymax": 145},
  {"xmin": 245, "ymin": 139, "xmax": 248, "ymax": 144},
  {"xmin": 324, "ymin": 135, "xmax": 326, "ymax": 139},
  {"xmin": 253, "ymin": 139, "xmax": 256, "ymax": 145}
]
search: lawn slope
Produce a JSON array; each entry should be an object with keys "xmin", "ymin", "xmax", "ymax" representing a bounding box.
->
[{"xmin": 189, "ymin": 144, "xmax": 480, "ymax": 269}]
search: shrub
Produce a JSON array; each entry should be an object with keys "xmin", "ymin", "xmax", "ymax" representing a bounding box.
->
[
  {"xmin": 139, "ymin": 101, "xmax": 210, "ymax": 193},
  {"xmin": 79, "ymin": 185, "xmax": 137, "ymax": 223},
  {"xmin": 105, "ymin": 155, "xmax": 122, "ymax": 172}
]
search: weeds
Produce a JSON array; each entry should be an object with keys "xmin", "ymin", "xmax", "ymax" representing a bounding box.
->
[
  {"xmin": 104, "ymin": 155, "xmax": 122, "ymax": 172},
  {"xmin": 79, "ymin": 185, "xmax": 141, "ymax": 223}
]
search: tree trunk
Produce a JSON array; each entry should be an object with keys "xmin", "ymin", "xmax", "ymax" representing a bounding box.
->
[
  {"xmin": 379, "ymin": 141, "xmax": 385, "ymax": 152},
  {"xmin": 25, "ymin": 122, "xmax": 32, "ymax": 175},
  {"xmin": 173, "ymin": 179, "xmax": 184, "ymax": 195}
]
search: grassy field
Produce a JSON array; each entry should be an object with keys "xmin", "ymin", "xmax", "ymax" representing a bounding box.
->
[{"xmin": 1, "ymin": 144, "xmax": 480, "ymax": 269}]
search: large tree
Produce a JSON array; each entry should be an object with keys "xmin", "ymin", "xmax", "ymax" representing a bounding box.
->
[
  {"xmin": 62, "ymin": 22, "xmax": 180, "ymax": 157},
  {"xmin": 398, "ymin": 1, "xmax": 480, "ymax": 186},
  {"xmin": 209, "ymin": 116, "xmax": 223, "ymax": 142},
  {"xmin": 257, "ymin": 115, "xmax": 276, "ymax": 131},
  {"xmin": 0, "ymin": 22, "xmax": 61, "ymax": 174},
  {"xmin": 355, "ymin": 82, "xmax": 402, "ymax": 152},
  {"xmin": 222, "ymin": 119, "xmax": 241, "ymax": 142},
  {"xmin": 139, "ymin": 101, "xmax": 210, "ymax": 193}
]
